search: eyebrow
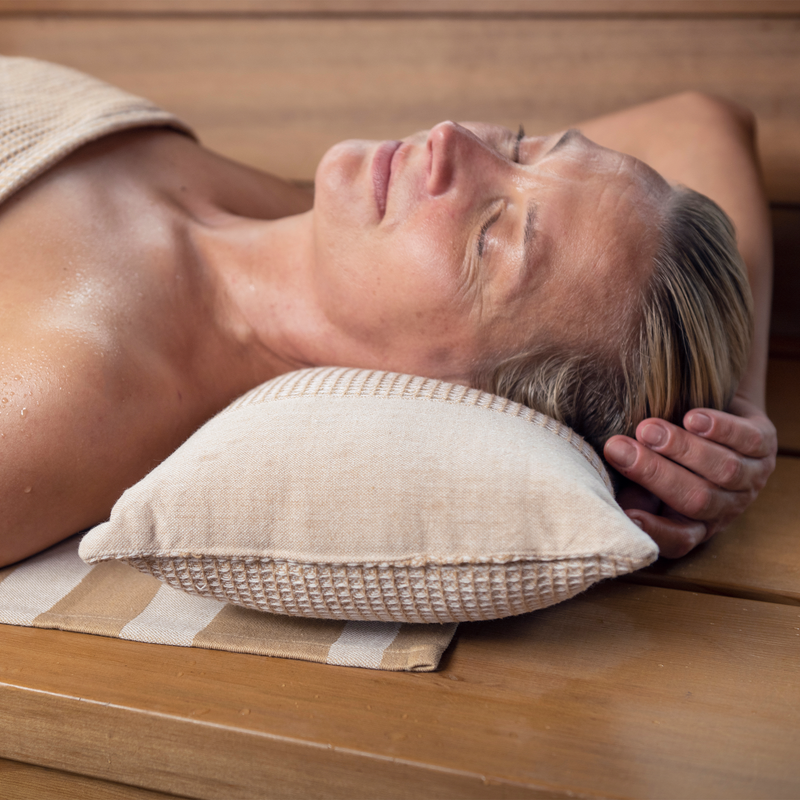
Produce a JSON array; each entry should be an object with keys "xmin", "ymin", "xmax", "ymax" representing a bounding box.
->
[
  {"xmin": 523, "ymin": 204, "xmax": 536, "ymax": 248},
  {"xmin": 519, "ymin": 203, "xmax": 537, "ymax": 289}
]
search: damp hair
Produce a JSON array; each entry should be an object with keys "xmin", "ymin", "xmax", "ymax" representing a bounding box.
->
[{"xmin": 477, "ymin": 185, "xmax": 753, "ymax": 456}]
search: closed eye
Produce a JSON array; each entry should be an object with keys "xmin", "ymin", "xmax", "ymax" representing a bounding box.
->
[
  {"xmin": 477, "ymin": 206, "xmax": 502, "ymax": 257},
  {"xmin": 476, "ymin": 125, "xmax": 523, "ymax": 259},
  {"xmin": 513, "ymin": 124, "xmax": 525, "ymax": 163}
]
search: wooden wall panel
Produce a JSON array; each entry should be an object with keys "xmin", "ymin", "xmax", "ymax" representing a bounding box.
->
[
  {"xmin": 768, "ymin": 360, "xmax": 800, "ymax": 451},
  {"xmin": 2, "ymin": 1, "xmax": 800, "ymax": 15},
  {"xmin": 772, "ymin": 205, "xmax": 800, "ymax": 347},
  {"xmin": 2, "ymin": 17, "xmax": 798, "ymax": 201}
]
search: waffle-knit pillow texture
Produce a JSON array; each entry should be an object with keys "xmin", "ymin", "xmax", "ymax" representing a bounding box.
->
[{"xmin": 79, "ymin": 368, "xmax": 658, "ymax": 623}]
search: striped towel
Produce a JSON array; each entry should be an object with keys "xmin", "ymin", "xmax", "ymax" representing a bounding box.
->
[{"xmin": 0, "ymin": 536, "xmax": 457, "ymax": 671}]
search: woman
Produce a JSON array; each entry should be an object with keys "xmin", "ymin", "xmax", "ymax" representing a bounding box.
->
[{"xmin": 0, "ymin": 56, "xmax": 776, "ymax": 567}]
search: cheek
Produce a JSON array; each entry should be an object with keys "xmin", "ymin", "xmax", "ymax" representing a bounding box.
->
[
  {"xmin": 312, "ymin": 165, "xmax": 471, "ymax": 341},
  {"xmin": 399, "ymin": 213, "xmax": 463, "ymax": 290},
  {"xmin": 380, "ymin": 228, "xmax": 463, "ymax": 331}
]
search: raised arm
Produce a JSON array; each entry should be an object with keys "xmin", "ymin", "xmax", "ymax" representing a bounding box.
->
[{"xmin": 577, "ymin": 92, "xmax": 777, "ymax": 557}]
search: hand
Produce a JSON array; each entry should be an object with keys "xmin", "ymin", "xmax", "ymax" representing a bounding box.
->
[{"xmin": 603, "ymin": 395, "xmax": 777, "ymax": 558}]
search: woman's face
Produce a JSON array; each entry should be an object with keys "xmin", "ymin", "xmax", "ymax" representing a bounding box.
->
[{"xmin": 310, "ymin": 121, "xmax": 672, "ymax": 383}]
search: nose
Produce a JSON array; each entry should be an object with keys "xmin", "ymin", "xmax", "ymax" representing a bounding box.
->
[{"xmin": 426, "ymin": 121, "xmax": 497, "ymax": 196}]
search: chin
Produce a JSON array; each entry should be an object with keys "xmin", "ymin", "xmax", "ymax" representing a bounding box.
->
[
  {"xmin": 315, "ymin": 140, "xmax": 371, "ymax": 198},
  {"xmin": 314, "ymin": 141, "xmax": 380, "ymax": 249}
]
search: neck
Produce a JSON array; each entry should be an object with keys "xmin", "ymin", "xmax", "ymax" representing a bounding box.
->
[{"xmin": 194, "ymin": 207, "xmax": 336, "ymax": 386}]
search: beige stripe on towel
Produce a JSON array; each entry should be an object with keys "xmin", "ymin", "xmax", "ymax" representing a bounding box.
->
[
  {"xmin": 193, "ymin": 603, "xmax": 347, "ymax": 660},
  {"xmin": 0, "ymin": 535, "xmax": 456, "ymax": 671},
  {"xmin": 380, "ymin": 623, "xmax": 458, "ymax": 672},
  {"xmin": 34, "ymin": 560, "xmax": 160, "ymax": 637}
]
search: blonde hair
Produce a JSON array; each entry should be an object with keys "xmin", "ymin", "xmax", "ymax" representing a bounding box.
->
[{"xmin": 479, "ymin": 187, "xmax": 753, "ymax": 455}]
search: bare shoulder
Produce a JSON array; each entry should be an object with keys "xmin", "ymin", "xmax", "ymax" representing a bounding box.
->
[
  {"xmin": 0, "ymin": 129, "xmax": 252, "ymax": 567},
  {"xmin": 0, "ymin": 325, "xmax": 189, "ymax": 567},
  {"xmin": 0, "ymin": 348, "xmax": 103, "ymax": 567}
]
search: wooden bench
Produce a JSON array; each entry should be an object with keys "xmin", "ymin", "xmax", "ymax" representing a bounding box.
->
[{"xmin": 1, "ymin": 3, "xmax": 798, "ymax": 797}]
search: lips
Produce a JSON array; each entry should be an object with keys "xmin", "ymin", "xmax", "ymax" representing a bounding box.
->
[{"xmin": 372, "ymin": 140, "xmax": 402, "ymax": 219}]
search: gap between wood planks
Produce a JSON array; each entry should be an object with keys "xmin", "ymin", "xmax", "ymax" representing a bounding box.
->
[{"xmin": 1, "ymin": 0, "xmax": 800, "ymax": 18}]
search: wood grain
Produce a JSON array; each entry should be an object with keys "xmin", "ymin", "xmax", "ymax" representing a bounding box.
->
[
  {"xmin": 1, "ymin": 0, "xmax": 799, "ymax": 16},
  {"xmin": 0, "ymin": 12, "xmax": 797, "ymax": 798},
  {"xmin": 629, "ymin": 456, "xmax": 800, "ymax": 604},
  {"xmin": 1, "ymin": 582, "xmax": 799, "ymax": 799},
  {"xmin": 0, "ymin": 757, "xmax": 186, "ymax": 800},
  {"xmin": 1, "ymin": 17, "xmax": 798, "ymax": 202}
]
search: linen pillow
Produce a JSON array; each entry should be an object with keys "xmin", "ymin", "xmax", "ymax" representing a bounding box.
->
[{"xmin": 79, "ymin": 367, "xmax": 658, "ymax": 623}]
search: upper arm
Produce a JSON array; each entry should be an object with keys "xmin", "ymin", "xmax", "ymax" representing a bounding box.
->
[
  {"xmin": 600, "ymin": 92, "xmax": 771, "ymax": 280},
  {"xmin": 577, "ymin": 92, "xmax": 761, "ymax": 218},
  {"xmin": 0, "ymin": 337, "xmax": 177, "ymax": 568},
  {"xmin": 0, "ymin": 364, "xmax": 87, "ymax": 567},
  {"xmin": 0, "ymin": 339, "xmax": 121, "ymax": 566}
]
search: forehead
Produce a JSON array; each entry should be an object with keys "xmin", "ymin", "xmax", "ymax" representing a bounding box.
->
[
  {"xmin": 524, "ymin": 148, "xmax": 670, "ymax": 351},
  {"xmin": 570, "ymin": 137, "xmax": 671, "ymax": 205}
]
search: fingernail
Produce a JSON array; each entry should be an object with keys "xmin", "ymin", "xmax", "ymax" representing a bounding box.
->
[
  {"xmin": 605, "ymin": 439, "xmax": 636, "ymax": 469},
  {"xmin": 640, "ymin": 422, "xmax": 666, "ymax": 447},
  {"xmin": 687, "ymin": 412, "xmax": 711, "ymax": 434}
]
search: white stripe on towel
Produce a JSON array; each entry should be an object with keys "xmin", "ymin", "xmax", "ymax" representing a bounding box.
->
[
  {"xmin": 0, "ymin": 537, "xmax": 92, "ymax": 625},
  {"xmin": 119, "ymin": 584, "xmax": 224, "ymax": 645},
  {"xmin": 326, "ymin": 620, "xmax": 401, "ymax": 669}
]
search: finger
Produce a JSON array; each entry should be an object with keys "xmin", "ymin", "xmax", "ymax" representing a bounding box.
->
[
  {"xmin": 683, "ymin": 407, "xmax": 775, "ymax": 460},
  {"xmin": 624, "ymin": 509, "xmax": 707, "ymax": 559},
  {"xmin": 604, "ymin": 436, "xmax": 741, "ymax": 522},
  {"xmin": 634, "ymin": 418, "xmax": 769, "ymax": 492}
]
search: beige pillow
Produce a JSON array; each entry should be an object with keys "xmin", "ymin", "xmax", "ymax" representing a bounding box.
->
[{"xmin": 79, "ymin": 368, "xmax": 658, "ymax": 623}]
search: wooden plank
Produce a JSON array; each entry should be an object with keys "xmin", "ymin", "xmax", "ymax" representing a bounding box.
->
[
  {"xmin": 1, "ymin": 0, "xmax": 799, "ymax": 17},
  {"xmin": 771, "ymin": 205, "xmax": 800, "ymax": 348},
  {"xmin": 628, "ymin": 456, "xmax": 800, "ymax": 604},
  {"xmin": 771, "ymin": 337, "xmax": 800, "ymax": 359},
  {"xmin": 768, "ymin": 359, "xmax": 800, "ymax": 453},
  {"xmin": 0, "ymin": 757, "xmax": 187, "ymax": 800},
  {"xmin": 1, "ymin": 17, "xmax": 798, "ymax": 202},
  {"xmin": 1, "ymin": 582, "xmax": 799, "ymax": 799}
]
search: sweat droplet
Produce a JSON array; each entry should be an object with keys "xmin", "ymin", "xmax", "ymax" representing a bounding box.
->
[
  {"xmin": 24, "ymin": 486, "xmax": 32, "ymax": 493},
  {"xmin": 20, "ymin": 408, "xmax": 27, "ymax": 418}
]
